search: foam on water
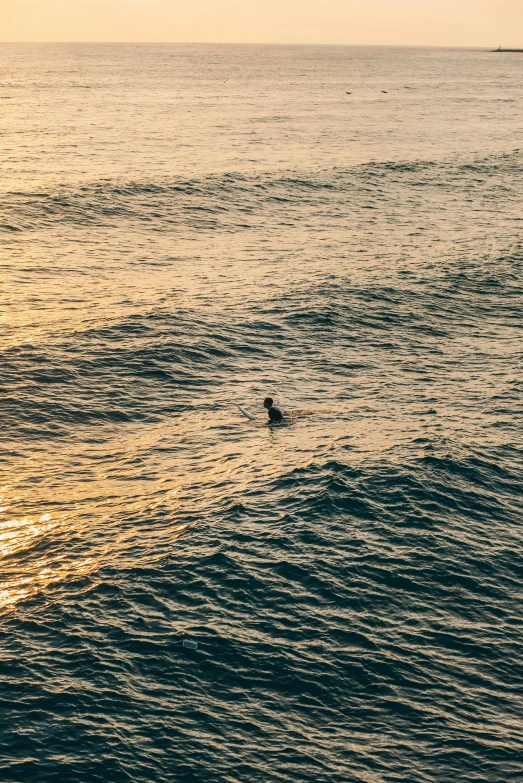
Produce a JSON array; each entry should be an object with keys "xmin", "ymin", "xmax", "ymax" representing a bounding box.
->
[{"xmin": 1, "ymin": 44, "xmax": 522, "ymax": 782}]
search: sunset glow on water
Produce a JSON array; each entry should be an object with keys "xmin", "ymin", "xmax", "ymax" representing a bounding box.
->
[{"xmin": 1, "ymin": 44, "xmax": 522, "ymax": 782}]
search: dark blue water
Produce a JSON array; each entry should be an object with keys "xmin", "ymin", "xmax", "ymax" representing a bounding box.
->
[{"xmin": 1, "ymin": 45, "xmax": 522, "ymax": 782}]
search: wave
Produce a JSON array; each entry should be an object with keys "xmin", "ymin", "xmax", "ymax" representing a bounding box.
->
[
  {"xmin": 0, "ymin": 308, "xmax": 276, "ymax": 436},
  {"xmin": 1, "ymin": 150, "xmax": 521, "ymax": 234}
]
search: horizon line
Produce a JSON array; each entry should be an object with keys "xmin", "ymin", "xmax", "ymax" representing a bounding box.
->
[{"xmin": 0, "ymin": 41, "xmax": 500, "ymax": 48}]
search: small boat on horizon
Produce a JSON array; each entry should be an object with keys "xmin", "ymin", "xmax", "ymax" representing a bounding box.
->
[{"xmin": 493, "ymin": 46, "xmax": 523, "ymax": 52}]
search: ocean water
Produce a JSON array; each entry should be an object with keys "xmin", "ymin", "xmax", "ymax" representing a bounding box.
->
[{"xmin": 1, "ymin": 44, "xmax": 522, "ymax": 782}]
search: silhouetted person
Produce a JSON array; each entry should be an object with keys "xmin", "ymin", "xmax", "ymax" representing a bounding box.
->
[{"xmin": 263, "ymin": 397, "xmax": 283, "ymax": 423}]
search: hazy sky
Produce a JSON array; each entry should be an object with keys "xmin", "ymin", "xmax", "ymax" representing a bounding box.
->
[{"xmin": 1, "ymin": 0, "xmax": 522, "ymax": 46}]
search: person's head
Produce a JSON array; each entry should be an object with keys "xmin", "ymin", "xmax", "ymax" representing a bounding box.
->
[{"xmin": 263, "ymin": 397, "xmax": 273, "ymax": 410}]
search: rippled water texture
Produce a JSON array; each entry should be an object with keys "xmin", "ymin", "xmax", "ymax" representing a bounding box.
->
[{"xmin": 1, "ymin": 45, "xmax": 522, "ymax": 782}]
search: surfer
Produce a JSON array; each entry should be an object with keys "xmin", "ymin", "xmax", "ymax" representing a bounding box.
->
[{"xmin": 263, "ymin": 397, "xmax": 283, "ymax": 423}]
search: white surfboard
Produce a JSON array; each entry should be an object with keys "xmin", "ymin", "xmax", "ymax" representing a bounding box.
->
[{"xmin": 237, "ymin": 405, "xmax": 256, "ymax": 421}]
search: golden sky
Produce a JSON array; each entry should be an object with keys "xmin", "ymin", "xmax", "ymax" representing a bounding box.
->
[{"xmin": 1, "ymin": 0, "xmax": 522, "ymax": 45}]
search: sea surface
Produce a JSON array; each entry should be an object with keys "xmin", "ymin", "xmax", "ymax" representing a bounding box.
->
[{"xmin": 1, "ymin": 44, "xmax": 522, "ymax": 782}]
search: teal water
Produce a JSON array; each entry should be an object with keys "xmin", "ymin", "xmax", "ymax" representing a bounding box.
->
[{"xmin": 1, "ymin": 45, "xmax": 522, "ymax": 782}]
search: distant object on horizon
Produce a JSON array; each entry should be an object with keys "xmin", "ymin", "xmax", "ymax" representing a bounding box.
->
[{"xmin": 493, "ymin": 46, "xmax": 523, "ymax": 52}]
